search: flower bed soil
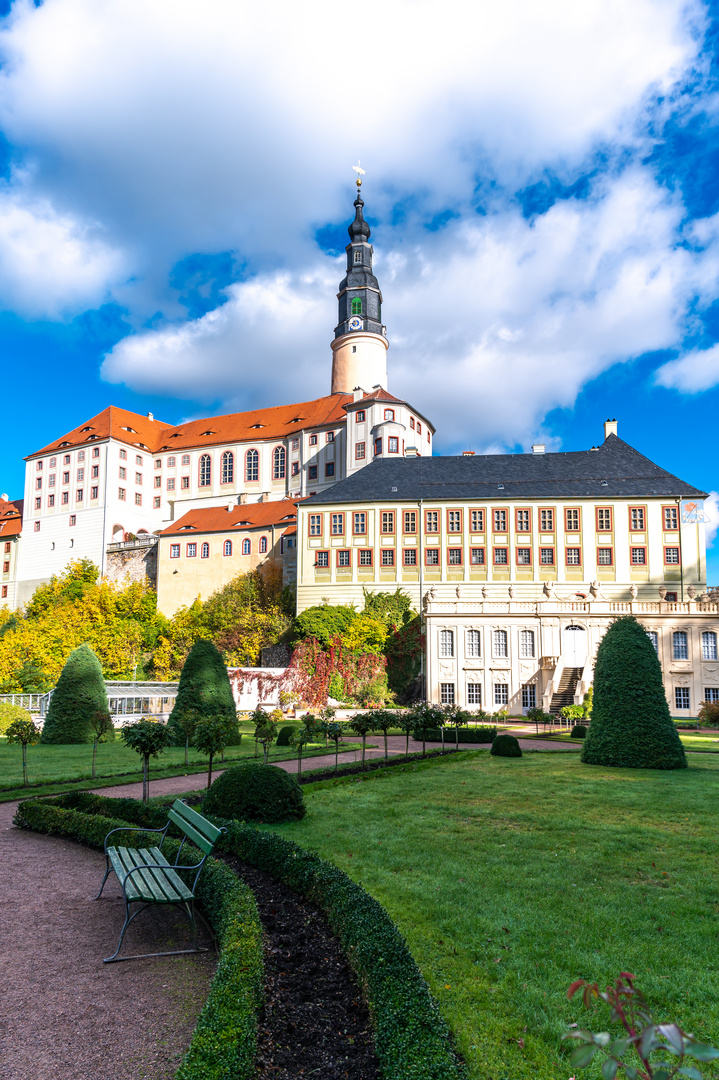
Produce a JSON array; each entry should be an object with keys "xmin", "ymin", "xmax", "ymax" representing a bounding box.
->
[{"xmin": 226, "ymin": 856, "xmax": 380, "ymax": 1080}]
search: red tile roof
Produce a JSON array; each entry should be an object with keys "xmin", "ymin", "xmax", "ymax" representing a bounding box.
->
[
  {"xmin": 343, "ymin": 389, "xmax": 436, "ymax": 432},
  {"xmin": 161, "ymin": 499, "xmax": 299, "ymax": 537},
  {"xmin": 27, "ymin": 395, "xmax": 353, "ymax": 460},
  {"xmin": 0, "ymin": 498, "xmax": 23, "ymax": 538}
]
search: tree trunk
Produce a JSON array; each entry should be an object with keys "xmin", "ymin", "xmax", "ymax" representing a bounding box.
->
[
  {"xmin": 441, "ymin": 727, "xmax": 445, "ymax": 750},
  {"xmin": 384, "ymin": 730, "xmax": 388, "ymax": 759},
  {"xmin": 185, "ymin": 735, "xmax": 189, "ymax": 767},
  {"xmin": 297, "ymin": 747, "xmax": 302, "ymax": 776},
  {"xmin": 422, "ymin": 732, "xmax": 426, "ymax": 757},
  {"xmin": 361, "ymin": 735, "xmax": 366, "ymax": 770},
  {"xmin": 405, "ymin": 733, "xmax": 409, "ymax": 758},
  {"xmin": 335, "ymin": 741, "xmax": 339, "ymax": 774},
  {"xmin": 207, "ymin": 751, "xmax": 214, "ymax": 789},
  {"xmin": 142, "ymin": 755, "xmax": 149, "ymax": 803},
  {"xmin": 22, "ymin": 742, "xmax": 28, "ymax": 787},
  {"xmin": 92, "ymin": 738, "xmax": 98, "ymax": 779},
  {"xmin": 455, "ymin": 726, "xmax": 459, "ymax": 750}
]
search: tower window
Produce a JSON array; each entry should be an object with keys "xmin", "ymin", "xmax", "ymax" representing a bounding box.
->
[
  {"xmin": 351, "ymin": 298, "xmax": 362, "ymax": 315},
  {"xmin": 353, "ymin": 250, "xmax": 362, "ymax": 264}
]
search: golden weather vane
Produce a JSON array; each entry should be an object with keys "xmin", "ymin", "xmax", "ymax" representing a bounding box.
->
[{"xmin": 352, "ymin": 160, "xmax": 366, "ymax": 190}]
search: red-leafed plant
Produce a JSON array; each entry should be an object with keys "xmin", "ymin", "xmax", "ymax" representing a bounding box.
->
[
  {"xmin": 287, "ymin": 636, "xmax": 390, "ymax": 708},
  {"xmin": 564, "ymin": 973, "xmax": 719, "ymax": 1079}
]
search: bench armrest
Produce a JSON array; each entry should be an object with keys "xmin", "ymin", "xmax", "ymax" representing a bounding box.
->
[
  {"xmin": 103, "ymin": 823, "xmax": 168, "ymax": 853},
  {"xmin": 119, "ymin": 860, "xmax": 205, "ymax": 894}
]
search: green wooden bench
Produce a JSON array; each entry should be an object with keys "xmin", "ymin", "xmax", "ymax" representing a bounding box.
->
[{"xmin": 96, "ymin": 798, "xmax": 226, "ymax": 963}]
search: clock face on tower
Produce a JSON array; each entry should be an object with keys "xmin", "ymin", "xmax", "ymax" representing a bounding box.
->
[{"xmin": 348, "ymin": 316, "xmax": 363, "ymax": 331}]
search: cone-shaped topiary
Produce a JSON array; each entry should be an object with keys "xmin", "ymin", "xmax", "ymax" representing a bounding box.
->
[
  {"xmin": 203, "ymin": 761, "xmax": 305, "ymax": 822},
  {"xmin": 491, "ymin": 733, "xmax": 522, "ymax": 757},
  {"xmin": 581, "ymin": 615, "xmax": 687, "ymax": 770},
  {"xmin": 167, "ymin": 639, "xmax": 240, "ymax": 746},
  {"xmin": 40, "ymin": 644, "xmax": 108, "ymax": 744}
]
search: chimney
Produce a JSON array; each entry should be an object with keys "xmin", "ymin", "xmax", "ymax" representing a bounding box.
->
[
  {"xmin": 353, "ymin": 386, "xmax": 364, "ymax": 402},
  {"xmin": 260, "ymin": 492, "xmax": 270, "ymax": 503},
  {"xmin": 0, "ymin": 493, "xmax": 7, "ymax": 501},
  {"xmin": 462, "ymin": 450, "xmax": 475, "ymax": 456},
  {"xmin": 227, "ymin": 499, "xmax": 235, "ymax": 512},
  {"xmin": 147, "ymin": 412, "xmax": 154, "ymax": 421},
  {"xmin": 604, "ymin": 418, "xmax": 618, "ymax": 439},
  {"xmin": 532, "ymin": 444, "xmax": 546, "ymax": 454}
]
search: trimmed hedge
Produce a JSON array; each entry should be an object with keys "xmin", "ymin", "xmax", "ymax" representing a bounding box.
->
[
  {"xmin": 275, "ymin": 724, "xmax": 296, "ymax": 747},
  {"xmin": 571, "ymin": 725, "xmax": 588, "ymax": 739},
  {"xmin": 490, "ymin": 733, "xmax": 522, "ymax": 758},
  {"xmin": 412, "ymin": 726, "xmax": 497, "ymax": 744},
  {"xmin": 41, "ymin": 643, "xmax": 108, "ymax": 744},
  {"xmin": 14, "ymin": 798, "xmax": 263, "ymax": 1080},
  {"xmin": 203, "ymin": 762, "xmax": 306, "ymax": 823},
  {"xmin": 17, "ymin": 792, "xmax": 466, "ymax": 1080}
]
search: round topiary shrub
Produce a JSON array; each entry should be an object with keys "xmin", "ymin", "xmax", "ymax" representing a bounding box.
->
[
  {"xmin": 571, "ymin": 724, "xmax": 588, "ymax": 739},
  {"xmin": 276, "ymin": 724, "xmax": 296, "ymax": 747},
  {"xmin": 490, "ymin": 733, "xmax": 522, "ymax": 758},
  {"xmin": 203, "ymin": 762, "xmax": 305, "ymax": 822}
]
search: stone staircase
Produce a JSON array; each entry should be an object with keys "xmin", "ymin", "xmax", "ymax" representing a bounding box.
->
[{"xmin": 549, "ymin": 667, "xmax": 583, "ymax": 715}]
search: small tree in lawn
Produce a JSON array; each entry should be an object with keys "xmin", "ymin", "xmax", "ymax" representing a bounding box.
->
[
  {"xmin": 371, "ymin": 709, "xmax": 395, "ymax": 760},
  {"xmin": 288, "ymin": 727, "xmax": 311, "ymax": 776},
  {"xmin": 322, "ymin": 719, "xmax": 345, "ymax": 773},
  {"xmin": 347, "ymin": 712, "xmax": 375, "ymax": 770},
  {"xmin": 396, "ymin": 711, "xmax": 417, "ymax": 758},
  {"xmin": 5, "ymin": 718, "xmax": 41, "ymax": 787},
  {"xmin": 250, "ymin": 706, "xmax": 265, "ymax": 758},
  {"xmin": 256, "ymin": 716, "xmax": 278, "ymax": 764},
  {"xmin": 88, "ymin": 709, "xmax": 114, "ymax": 779},
  {"xmin": 442, "ymin": 703, "xmax": 463, "ymax": 749},
  {"xmin": 410, "ymin": 702, "xmax": 444, "ymax": 757},
  {"xmin": 193, "ymin": 714, "xmax": 231, "ymax": 789},
  {"xmin": 120, "ymin": 718, "xmax": 172, "ymax": 802}
]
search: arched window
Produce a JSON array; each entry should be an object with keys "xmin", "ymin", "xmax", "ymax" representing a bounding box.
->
[
  {"xmin": 199, "ymin": 454, "xmax": 211, "ymax": 487},
  {"xmin": 259, "ymin": 536, "xmax": 268, "ymax": 554},
  {"xmin": 201, "ymin": 542, "xmax": 209, "ymax": 559},
  {"xmin": 273, "ymin": 446, "xmax": 286, "ymax": 480},
  {"xmin": 242, "ymin": 538, "xmax": 251, "ymax": 555},
  {"xmin": 221, "ymin": 451, "xmax": 234, "ymax": 484},
  {"xmin": 223, "ymin": 539, "xmax": 232, "ymax": 557},
  {"xmin": 351, "ymin": 297, "xmax": 362, "ymax": 315},
  {"xmin": 245, "ymin": 449, "xmax": 259, "ymax": 482},
  {"xmin": 384, "ymin": 408, "xmax": 395, "ymax": 421}
]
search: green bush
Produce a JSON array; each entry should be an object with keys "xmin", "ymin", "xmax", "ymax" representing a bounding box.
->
[
  {"xmin": 41, "ymin": 643, "xmax": 108, "ymax": 744},
  {"xmin": 571, "ymin": 724, "xmax": 588, "ymax": 739},
  {"xmin": 412, "ymin": 726, "xmax": 497, "ymax": 744},
  {"xmin": 0, "ymin": 701, "xmax": 33, "ymax": 734},
  {"xmin": 698, "ymin": 700, "xmax": 719, "ymax": 728},
  {"xmin": 490, "ymin": 733, "xmax": 522, "ymax": 757},
  {"xmin": 275, "ymin": 724, "xmax": 296, "ymax": 746},
  {"xmin": 560, "ymin": 704, "xmax": 585, "ymax": 721},
  {"xmin": 292, "ymin": 604, "xmax": 358, "ymax": 647},
  {"xmin": 168, "ymin": 639, "xmax": 240, "ymax": 747},
  {"xmin": 203, "ymin": 762, "xmax": 305, "ymax": 822},
  {"xmin": 581, "ymin": 615, "xmax": 687, "ymax": 770}
]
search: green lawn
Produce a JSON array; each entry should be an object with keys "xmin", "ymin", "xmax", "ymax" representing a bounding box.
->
[{"xmin": 265, "ymin": 751, "xmax": 719, "ymax": 1080}]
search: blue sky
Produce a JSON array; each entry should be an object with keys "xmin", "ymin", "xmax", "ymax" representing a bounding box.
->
[{"xmin": 1, "ymin": 0, "xmax": 719, "ymax": 579}]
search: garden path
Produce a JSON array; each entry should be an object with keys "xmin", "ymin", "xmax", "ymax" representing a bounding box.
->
[{"xmin": 0, "ymin": 798, "xmax": 215, "ymax": 1080}]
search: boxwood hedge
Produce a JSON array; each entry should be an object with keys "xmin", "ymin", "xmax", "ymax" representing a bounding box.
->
[{"xmin": 412, "ymin": 726, "xmax": 497, "ymax": 744}]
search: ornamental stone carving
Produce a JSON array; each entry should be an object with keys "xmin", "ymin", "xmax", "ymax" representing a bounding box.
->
[
  {"xmin": 688, "ymin": 584, "xmax": 697, "ymax": 599},
  {"xmin": 629, "ymin": 584, "xmax": 638, "ymax": 600},
  {"xmin": 659, "ymin": 585, "xmax": 667, "ymax": 600}
]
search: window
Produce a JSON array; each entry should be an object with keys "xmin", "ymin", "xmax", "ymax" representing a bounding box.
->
[
  {"xmin": 440, "ymin": 630, "xmax": 454, "ymax": 657},
  {"xmin": 75, "ymin": 489, "xmax": 83, "ymax": 502},
  {"xmin": 470, "ymin": 547, "xmax": 485, "ymax": 565},
  {"xmin": 631, "ymin": 547, "xmax": 646, "ymax": 565},
  {"xmin": 78, "ymin": 451, "xmax": 85, "ymax": 462},
  {"xmin": 49, "ymin": 475, "xmax": 55, "ymax": 487},
  {"xmin": 91, "ymin": 486, "xmax": 98, "ymax": 500},
  {"xmin": 597, "ymin": 547, "xmax": 613, "ymax": 565},
  {"xmin": 316, "ymin": 551, "xmax": 329, "ymax": 567},
  {"xmin": 153, "ymin": 497, "xmax": 161, "ymax": 508},
  {"xmin": 403, "ymin": 548, "xmax": 417, "ymax": 566},
  {"xmin": 36, "ymin": 460, "xmax": 43, "ymax": 471},
  {"xmin": 493, "ymin": 547, "xmax": 508, "ymax": 565},
  {"xmin": 167, "ymin": 478, "xmax": 176, "ymax": 491},
  {"xmin": 493, "ymin": 630, "xmax": 508, "ymax": 657},
  {"xmin": 325, "ymin": 462, "xmax": 335, "ymax": 477},
  {"xmin": 597, "ymin": 507, "xmax": 612, "ymax": 531},
  {"xmin": 494, "ymin": 684, "xmax": 509, "ymax": 705},
  {"xmin": 92, "ymin": 448, "xmax": 99, "ymax": 459},
  {"xmin": 136, "ymin": 455, "xmax": 143, "ymax": 466},
  {"xmin": 292, "ymin": 462, "xmax": 299, "ymax": 476},
  {"xmin": 665, "ymin": 547, "xmax": 680, "ymax": 565},
  {"xmin": 273, "ymin": 447, "xmax": 286, "ymax": 480},
  {"xmin": 90, "ymin": 466, "xmax": 98, "ymax": 479},
  {"xmin": 119, "ymin": 450, "xmax": 126, "ymax": 461},
  {"xmin": 35, "ymin": 478, "xmax": 42, "ymax": 490},
  {"xmin": 167, "ymin": 456, "xmax": 176, "ymax": 467},
  {"xmin": 466, "ymin": 630, "xmax": 481, "ymax": 657},
  {"xmin": 48, "ymin": 495, "xmax": 55, "ymax": 507},
  {"xmin": 1, "ymin": 587, "xmax": 5, "ymax": 599},
  {"xmin": 221, "ymin": 451, "xmax": 234, "ymax": 484},
  {"xmin": 182, "ymin": 454, "xmax": 190, "ymax": 466},
  {"xmin": 522, "ymin": 684, "xmax": 536, "ymax": 709},
  {"xmin": 309, "ymin": 434, "xmax": 318, "ymax": 446},
  {"xmin": 440, "ymin": 683, "xmax": 455, "ymax": 704},
  {"xmin": 62, "ymin": 492, "xmax": 69, "ymax": 504},
  {"xmin": 355, "ymin": 442, "xmax": 366, "ymax": 460},
  {"xmin": 565, "ymin": 508, "xmax": 580, "ymax": 531},
  {"xmin": 566, "ymin": 547, "xmax": 581, "ymax": 565},
  {"xmin": 353, "ymin": 512, "xmax": 367, "ymax": 534},
  {"xmin": 416, "ymin": 422, "xmax": 422, "ymax": 434},
  {"xmin": 309, "ymin": 514, "xmax": 322, "ymax": 536},
  {"xmin": 134, "ymin": 493, "xmax": 142, "ymax": 506},
  {"xmin": 374, "ymin": 438, "xmax": 382, "ymax": 456},
  {"xmin": 448, "ymin": 510, "xmax": 462, "ymax": 532},
  {"xmin": 170, "ymin": 543, "xmax": 180, "ymax": 558},
  {"xmin": 467, "ymin": 684, "xmax": 482, "ymax": 705},
  {"xmin": 155, "ymin": 459, "xmax": 162, "ymax": 469},
  {"xmin": 702, "ymin": 631, "xmax": 717, "ymax": 660},
  {"xmin": 200, "ymin": 542, "xmax": 209, "ymax": 558},
  {"xmin": 69, "ymin": 515, "xmax": 77, "ymax": 527},
  {"xmin": 647, "ymin": 631, "xmax": 658, "ymax": 653},
  {"xmin": 388, "ymin": 437, "xmax": 399, "ymax": 454},
  {"xmin": 404, "ymin": 511, "xmax": 417, "ymax": 534},
  {"xmin": 133, "ymin": 472, "xmax": 141, "ymax": 485},
  {"xmin": 356, "ymin": 410, "xmax": 365, "ymax": 422},
  {"xmin": 520, "ymin": 630, "xmax": 535, "ymax": 658},
  {"xmin": 540, "ymin": 508, "xmax": 554, "ymax": 532},
  {"xmin": 381, "ymin": 549, "xmax": 395, "ymax": 567},
  {"xmin": 326, "ymin": 431, "xmax": 335, "ymax": 443},
  {"xmin": 359, "ymin": 549, "xmax": 373, "ymax": 567},
  {"xmin": 331, "ymin": 513, "xmax": 344, "ymax": 535},
  {"xmin": 675, "ymin": 687, "xmax": 690, "ymax": 710},
  {"xmin": 425, "ymin": 511, "xmax": 438, "ymax": 532},
  {"xmin": 516, "ymin": 547, "xmax": 531, "ymax": 565},
  {"xmin": 181, "ymin": 476, "xmax": 189, "ymax": 489},
  {"xmin": 410, "ymin": 417, "xmax": 415, "ymax": 429},
  {"xmin": 493, "ymin": 509, "xmax": 507, "ymax": 532},
  {"xmin": 540, "ymin": 547, "xmax": 555, "ymax": 565},
  {"xmin": 673, "ymin": 631, "xmax": 688, "ymax": 660},
  {"xmin": 34, "ymin": 521, "xmax": 40, "ymax": 532},
  {"xmin": 382, "ymin": 512, "xmax": 395, "ymax": 533},
  {"xmin": 34, "ymin": 497, "xmax": 41, "ymax": 509},
  {"xmin": 199, "ymin": 454, "xmax": 211, "ymax": 487},
  {"xmin": 448, "ymin": 548, "xmax": 462, "ymax": 565},
  {"xmin": 351, "ymin": 297, "xmax": 362, "ymax": 315},
  {"xmin": 665, "ymin": 592, "xmax": 677, "ymax": 602},
  {"xmin": 154, "ymin": 476, "xmax": 162, "ymax": 488},
  {"xmin": 224, "ymin": 540, "xmax": 233, "ymax": 556},
  {"xmin": 291, "ymin": 438, "xmax": 299, "ymax": 451},
  {"xmin": 516, "ymin": 509, "xmax": 530, "ymax": 532},
  {"xmin": 663, "ymin": 506, "xmax": 679, "ymax": 531},
  {"xmin": 242, "ymin": 538, "xmax": 251, "ymax": 555},
  {"xmin": 384, "ymin": 409, "xmax": 396, "ymax": 422},
  {"xmin": 187, "ymin": 543, "xmax": 197, "ymax": 557},
  {"xmin": 245, "ymin": 449, "xmax": 259, "ymax": 482},
  {"xmin": 259, "ymin": 536, "xmax": 268, "ymax": 554},
  {"xmin": 426, "ymin": 548, "xmax": 439, "ymax": 565},
  {"xmin": 630, "ymin": 507, "xmax": 645, "ymax": 531},
  {"xmin": 337, "ymin": 549, "xmax": 350, "ymax": 567},
  {"xmin": 50, "ymin": 457, "xmax": 56, "ymax": 467},
  {"xmin": 471, "ymin": 509, "xmax": 485, "ymax": 532},
  {"xmin": 117, "ymin": 467, "xmax": 125, "ymax": 481},
  {"xmin": 354, "ymin": 249, "xmax": 362, "ymax": 263},
  {"xmin": 704, "ymin": 688, "xmax": 719, "ymax": 704}
]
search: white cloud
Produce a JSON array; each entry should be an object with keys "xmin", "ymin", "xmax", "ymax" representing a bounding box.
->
[
  {"xmin": 705, "ymin": 491, "xmax": 719, "ymax": 548},
  {"xmin": 655, "ymin": 343, "xmax": 719, "ymax": 392}
]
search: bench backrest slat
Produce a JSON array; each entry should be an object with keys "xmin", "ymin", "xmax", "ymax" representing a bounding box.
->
[
  {"xmin": 172, "ymin": 799, "xmax": 223, "ymax": 844},
  {"xmin": 168, "ymin": 803, "xmax": 218, "ymax": 855}
]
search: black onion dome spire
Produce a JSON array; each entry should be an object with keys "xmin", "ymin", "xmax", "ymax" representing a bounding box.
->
[{"xmin": 334, "ymin": 182, "xmax": 385, "ymax": 341}]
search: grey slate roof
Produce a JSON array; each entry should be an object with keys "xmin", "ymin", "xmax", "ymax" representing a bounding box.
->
[{"xmin": 305, "ymin": 436, "xmax": 708, "ymax": 505}]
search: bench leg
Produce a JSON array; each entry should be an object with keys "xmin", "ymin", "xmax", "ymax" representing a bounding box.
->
[
  {"xmin": 95, "ymin": 856, "xmax": 113, "ymax": 900},
  {"xmin": 104, "ymin": 900, "xmax": 149, "ymax": 963},
  {"xmin": 103, "ymin": 899, "xmax": 211, "ymax": 964}
]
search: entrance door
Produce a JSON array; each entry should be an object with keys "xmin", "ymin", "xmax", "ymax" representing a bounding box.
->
[{"xmin": 563, "ymin": 625, "xmax": 587, "ymax": 668}]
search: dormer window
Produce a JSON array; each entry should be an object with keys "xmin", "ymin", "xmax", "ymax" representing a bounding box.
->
[
  {"xmin": 121, "ymin": 426, "xmax": 137, "ymax": 433},
  {"xmin": 384, "ymin": 409, "xmax": 395, "ymax": 421},
  {"xmin": 351, "ymin": 298, "xmax": 362, "ymax": 315},
  {"xmin": 353, "ymin": 250, "xmax": 362, "ymax": 264},
  {"xmin": 250, "ymin": 423, "xmax": 266, "ymax": 429},
  {"xmin": 201, "ymin": 430, "xmax": 216, "ymax": 436}
]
